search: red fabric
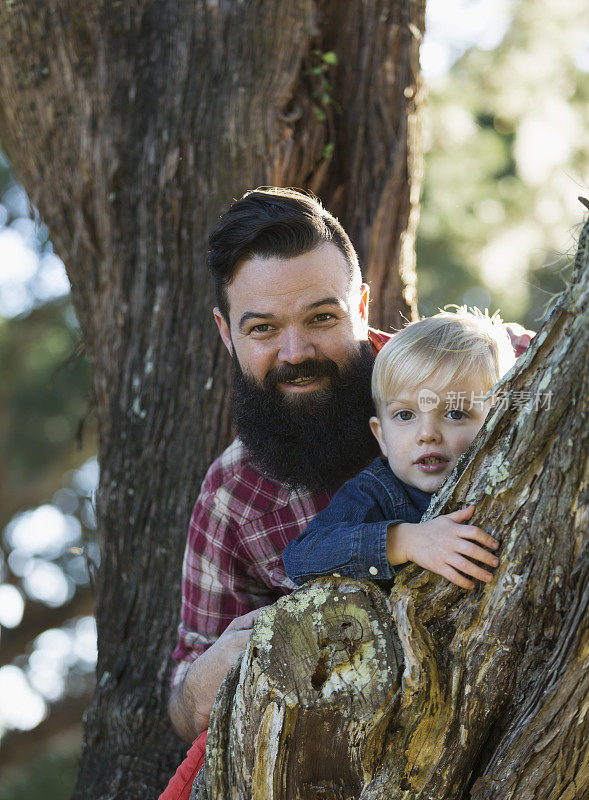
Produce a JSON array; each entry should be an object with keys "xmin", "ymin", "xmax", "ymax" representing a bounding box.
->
[
  {"xmin": 159, "ymin": 731, "xmax": 208, "ymax": 800},
  {"xmin": 367, "ymin": 327, "xmax": 390, "ymax": 353}
]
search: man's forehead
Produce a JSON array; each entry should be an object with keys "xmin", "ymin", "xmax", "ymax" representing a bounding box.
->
[
  {"xmin": 226, "ymin": 244, "xmax": 355, "ymax": 315},
  {"xmin": 232, "ymin": 242, "xmax": 350, "ymax": 279}
]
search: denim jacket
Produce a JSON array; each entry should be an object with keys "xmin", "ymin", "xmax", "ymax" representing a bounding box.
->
[{"xmin": 282, "ymin": 457, "xmax": 432, "ymax": 586}]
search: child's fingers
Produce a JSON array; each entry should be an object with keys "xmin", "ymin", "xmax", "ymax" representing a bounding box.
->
[
  {"xmin": 447, "ymin": 554, "xmax": 494, "ymax": 584},
  {"xmin": 440, "ymin": 565, "xmax": 475, "ymax": 590},
  {"xmin": 455, "ymin": 539, "xmax": 500, "ymax": 566},
  {"xmin": 446, "ymin": 505, "xmax": 476, "ymax": 523},
  {"xmin": 446, "ymin": 508, "xmax": 500, "ymax": 551},
  {"xmin": 458, "ymin": 525, "xmax": 499, "ymax": 550}
]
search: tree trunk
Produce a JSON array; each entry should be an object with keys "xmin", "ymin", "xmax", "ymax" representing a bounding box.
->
[
  {"xmin": 192, "ymin": 221, "xmax": 588, "ymax": 799},
  {"xmin": 0, "ymin": 1, "xmax": 424, "ymax": 796}
]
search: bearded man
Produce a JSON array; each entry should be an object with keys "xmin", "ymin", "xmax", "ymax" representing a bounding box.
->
[
  {"xmin": 167, "ymin": 187, "xmax": 532, "ymax": 749},
  {"xmin": 167, "ymin": 187, "xmax": 391, "ymax": 746}
]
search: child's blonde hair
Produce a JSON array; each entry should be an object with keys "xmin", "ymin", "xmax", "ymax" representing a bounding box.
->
[{"xmin": 371, "ymin": 306, "xmax": 516, "ymax": 406}]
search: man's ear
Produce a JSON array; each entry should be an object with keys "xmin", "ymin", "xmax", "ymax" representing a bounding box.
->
[
  {"xmin": 213, "ymin": 307, "xmax": 232, "ymax": 356},
  {"xmin": 369, "ymin": 415, "xmax": 387, "ymax": 457},
  {"xmin": 359, "ymin": 283, "xmax": 369, "ymax": 325}
]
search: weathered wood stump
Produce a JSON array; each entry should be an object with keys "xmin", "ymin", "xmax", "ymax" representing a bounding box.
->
[
  {"xmin": 202, "ymin": 579, "xmax": 402, "ymax": 799},
  {"xmin": 193, "ymin": 218, "xmax": 589, "ymax": 800}
]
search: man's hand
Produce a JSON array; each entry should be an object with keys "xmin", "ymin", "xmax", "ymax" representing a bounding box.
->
[
  {"xmin": 505, "ymin": 323, "xmax": 535, "ymax": 357},
  {"xmin": 169, "ymin": 607, "xmax": 266, "ymax": 742},
  {"xmin": 387, "ymin": 505, "xmax": 499, "ymax": 590}
]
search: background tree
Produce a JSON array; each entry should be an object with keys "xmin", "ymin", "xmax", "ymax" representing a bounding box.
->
[
  {"xmin": 194, "ymin": 217, "xmax": 588, "ymax": 800},
  {"xmin": 0, "ymin": 1, "xmax": 424, "ymax": 797}
]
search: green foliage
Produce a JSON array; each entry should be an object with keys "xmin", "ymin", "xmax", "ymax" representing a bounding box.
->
[
  {"xmin": 0, "ymin": 152, "xmax": 12, "ymax": 190},
  {"xmin": 0, "ymin": 745, "xmax": 79, "ymax": 800},
  {"xmin": 321, "ymin": 142, "xmax": 335, "ymax": 159},
  {"xmin": 417, "ymin": 0, "xmax": 586, "ymax": 327},
  {"xmin": 321, "ymin": 51, "xmax": 338, "ymax": 66},
  {"xmin": 306, "ymin": 48, "xmax": 340, "ymax": 146},
  {"xmin": 0, "ymin": 299, "xmax": 91, "ymax": 488}
]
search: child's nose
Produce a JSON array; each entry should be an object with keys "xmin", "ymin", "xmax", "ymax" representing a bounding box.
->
[{"xmin": 417, "ymin": 420, "xmax": 442, "ymax": 445}]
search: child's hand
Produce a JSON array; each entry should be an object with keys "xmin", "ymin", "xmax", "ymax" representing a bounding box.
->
[{"xmin": 388, "ymin": 505, "xmax": 499, "ymax": 590}]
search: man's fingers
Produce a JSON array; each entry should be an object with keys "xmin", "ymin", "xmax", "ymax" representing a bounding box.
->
[
  {"xmin": 229, "ymin": 629, "xmax": 252, "ymax": 650},
  {"xmin": 447, "ymin": 554, "xmax": 494, "ymax": 584},
  {"xmin": 213, "ymin": 627, "xmax": 255, "ymax": 668},
  {"xmin": 227, "ymin": 606, "xmax": 268, "ymax": 631},
  {"xmin": 447, "ymin": 505, "xmax": 476, "ymax": 523}
]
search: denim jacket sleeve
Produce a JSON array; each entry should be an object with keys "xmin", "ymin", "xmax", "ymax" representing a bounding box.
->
[{"xmin": 282, "ymin": 468, "xmax": 406, "ymax": 585}]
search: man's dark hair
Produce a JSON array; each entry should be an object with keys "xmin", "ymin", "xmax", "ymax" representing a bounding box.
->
[{"xmin": 207, "ymin": 187, "xmax": 360, "ymax": 321}]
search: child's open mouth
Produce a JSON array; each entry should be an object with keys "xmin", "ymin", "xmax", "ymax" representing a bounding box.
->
[{"xmin": 416, "ymin": 454, "xmax": 449, "ymax": 472}]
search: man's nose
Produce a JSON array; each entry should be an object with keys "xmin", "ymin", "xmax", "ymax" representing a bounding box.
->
[
  {"xmin": 417, "ymin": 418, "xmax": 442, "ymax": 445},
  {"xmin": 277, "ymin": 327, "xmax": 316, "ymax": 364}
]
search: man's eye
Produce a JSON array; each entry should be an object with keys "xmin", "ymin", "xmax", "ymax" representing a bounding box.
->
[
  {"xmin": 312, "ymin": 312, "xmax": 334, "ymax": 322},
  {"xmin": 393, "ymin": 410, "xmax": 414, "ymax": 421},
  {"xmin": 251, "ymin": 323, "xmax": 272, "ymax": 334},
  {"xmin": 447, "ymin": 409, "xmax": 467, "ymax": 420}
]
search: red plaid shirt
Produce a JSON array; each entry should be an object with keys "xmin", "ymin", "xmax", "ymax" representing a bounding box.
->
[{"xmin": 171, "ymin": 329, "xmax": 390, "ymax": 687}]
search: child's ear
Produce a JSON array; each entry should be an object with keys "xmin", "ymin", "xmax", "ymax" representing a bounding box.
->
[{"xmin": 369, "ymin": 416, "xmax": 387, "ymax": 457}]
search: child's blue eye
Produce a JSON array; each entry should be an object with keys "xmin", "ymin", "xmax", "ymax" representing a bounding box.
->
[
  {"xmin": 394, "ymin": 410, "xmax": 414, "ymax": 421},
  {"xmin": 447, "ymin": 409, "xmax": 467, "ymax": 420}
]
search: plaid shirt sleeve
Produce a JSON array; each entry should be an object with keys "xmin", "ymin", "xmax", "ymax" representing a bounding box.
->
[
  {"xmin": 172, "ymin": 480, "xmax": 252, "ymax": 687},
  {"xmin": 170, "ymin": 449, "xmax": 312, "ymax": 688}
]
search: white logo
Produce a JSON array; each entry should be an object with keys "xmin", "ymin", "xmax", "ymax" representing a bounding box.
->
[{"xmin": 417, "ymin": 388, "xmax": 440, "ymax": 411}]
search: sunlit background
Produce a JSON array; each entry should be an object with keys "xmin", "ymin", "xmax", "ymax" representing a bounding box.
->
[{"xmin": 0, "ymin": 0, "xmax": 587, "ymax": 795}]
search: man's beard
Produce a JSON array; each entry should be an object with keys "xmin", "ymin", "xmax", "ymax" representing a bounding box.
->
[{"xmin": 231, "ymin": 341, "xmax": 380, "ymax": 494}]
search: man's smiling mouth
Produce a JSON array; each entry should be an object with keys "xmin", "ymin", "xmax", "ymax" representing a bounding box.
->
[
  {"xmin": 266, "ymin": 358, "xmax": 339, "ymax": 392},
  {"xmin": 286, "ymin": 376, "xmax": 316, "ymax": 386}
]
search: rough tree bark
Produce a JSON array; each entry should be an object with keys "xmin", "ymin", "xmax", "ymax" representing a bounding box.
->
[
  {"xmin": 0, "ymin": 1, "xmax": 424, "ymax": 796},
  {"xmin": 192, "ymin": 222, "xmax": 588, "ymax": 799}
]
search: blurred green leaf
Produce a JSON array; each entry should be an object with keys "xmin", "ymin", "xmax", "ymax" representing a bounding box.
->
[
  {"xmin": 322, "ymin": 51, "xmax": 338, "ymax": 65},
  {"xmin": 322, "ymin": 142, "xmax": 335, "ymax": 159}
]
